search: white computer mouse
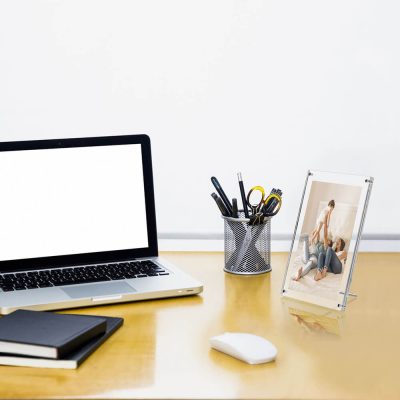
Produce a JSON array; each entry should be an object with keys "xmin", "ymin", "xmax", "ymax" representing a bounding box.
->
[{"xmin": 209, "ymin": 332, "xmax": 277, "ymax": 364}]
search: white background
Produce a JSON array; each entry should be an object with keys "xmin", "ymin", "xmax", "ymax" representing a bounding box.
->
[
  {"xmin": 0, "ymin": 1, "xmax": 399, "ymax": 248},
  {"xmin": 0, "ymin": 145, "xmax": 148, "ymax": 261}
]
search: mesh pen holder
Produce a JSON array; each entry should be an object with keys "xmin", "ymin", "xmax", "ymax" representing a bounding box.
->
[{"xmin": 223, "ymin": 211, "xmax": 271, "ymax": 275}]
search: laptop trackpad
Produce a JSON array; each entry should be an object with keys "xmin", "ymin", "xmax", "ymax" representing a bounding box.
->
[{"xmin": 62, "ymin": 281, "xmax": 136, "ymax": 299}]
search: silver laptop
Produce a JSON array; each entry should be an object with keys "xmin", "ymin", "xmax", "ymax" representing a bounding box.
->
[{"xmin": 0, "ymin": 135, "xmax": 203, "ymax": 314}]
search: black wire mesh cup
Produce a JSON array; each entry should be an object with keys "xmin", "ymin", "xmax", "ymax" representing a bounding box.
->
[{"xmin": 222, "ymin": 211, "xmax": 271, "ymax": 275}]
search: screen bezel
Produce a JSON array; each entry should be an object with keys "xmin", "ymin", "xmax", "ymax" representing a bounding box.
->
[{"xmin": 0, "ymin": 135, "xmax": 158, "ymax": 273}]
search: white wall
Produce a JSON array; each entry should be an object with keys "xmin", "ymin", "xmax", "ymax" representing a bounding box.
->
[{"xmin": 0, "ymin": 1, "xmax": 399, "ymax": 248}]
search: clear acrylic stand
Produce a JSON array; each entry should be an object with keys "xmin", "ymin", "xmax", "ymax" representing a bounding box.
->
[{"xmin": 282, "ymin": 170, "xmax": 373, "ymax": 311}]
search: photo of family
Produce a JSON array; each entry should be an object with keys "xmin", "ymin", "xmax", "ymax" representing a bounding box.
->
[{"xmin": 285, "ymin": 180, "xmax": 362, "ymax": 303}]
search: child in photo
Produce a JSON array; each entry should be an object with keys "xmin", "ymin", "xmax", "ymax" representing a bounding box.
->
[{"xmin": 310, "ymin": 200, "xmax": 335, "ymax": 244}]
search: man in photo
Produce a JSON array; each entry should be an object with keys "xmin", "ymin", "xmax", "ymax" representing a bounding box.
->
[{"xmin": 294, "ymin": 211, "xmax": 347, "ymax": 281}]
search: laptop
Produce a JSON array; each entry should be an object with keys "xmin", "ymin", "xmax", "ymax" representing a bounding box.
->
[{"xmin": 0, "ymin": 135, "xmax": 203, "ymax": 315}]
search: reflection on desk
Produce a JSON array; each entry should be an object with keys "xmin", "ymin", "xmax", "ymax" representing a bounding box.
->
[{"xmin": 282, "ymin": 297, "xmax": 344, "ymax": 336}]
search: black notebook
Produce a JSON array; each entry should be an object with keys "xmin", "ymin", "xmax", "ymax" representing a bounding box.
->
[
  {"xmin": 0, "ymin": 310, "xmax": 107, "ymax": 359},
  {"xmin": 0, "ymin": 316, "xmax": 123, "ymax": 369}
]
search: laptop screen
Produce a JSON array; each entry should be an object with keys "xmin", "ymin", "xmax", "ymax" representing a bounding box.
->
[{"xmin": 0, "ymin": 136, "xmax": 157, "ymax": 271}]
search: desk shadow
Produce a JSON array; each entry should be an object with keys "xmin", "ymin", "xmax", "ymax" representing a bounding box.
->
[{"xmin": 281, "ymin": 297, "xmax": 344, "ymax": 336}]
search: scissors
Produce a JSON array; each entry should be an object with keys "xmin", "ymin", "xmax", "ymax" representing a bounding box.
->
[
  {"xmin": 246, "ymin": 186, "xmax": 282, "ymax": 224},
  {"xmin": 246, "ymin": 186, "xmax": 267, "ymax": 215},
  {"xmin": 262, "ymin": 192, "xmax": 282, "ymax": 217}
]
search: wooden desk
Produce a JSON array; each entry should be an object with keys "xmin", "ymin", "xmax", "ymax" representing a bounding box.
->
[{"xmin": 0, "ymin": 252, "xmax": 399, "ymax": 399}]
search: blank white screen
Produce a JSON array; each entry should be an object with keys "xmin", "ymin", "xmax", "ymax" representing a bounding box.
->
[{"xmin": 0, "ymin": 144, "xmax": 148, "ymax": 261}]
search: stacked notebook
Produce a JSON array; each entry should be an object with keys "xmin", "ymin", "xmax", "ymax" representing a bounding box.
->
[{"xmin": 0, "ymin": 310, "xmax": 123, "ymax": 369}]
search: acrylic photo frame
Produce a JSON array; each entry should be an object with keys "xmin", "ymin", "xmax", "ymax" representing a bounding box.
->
[{"xmin": 281, "ymin": 170, "xmax": 373, "ymax": 311}]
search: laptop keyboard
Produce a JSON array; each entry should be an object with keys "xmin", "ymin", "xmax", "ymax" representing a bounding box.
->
[{"xmin": 0, "ymin": 260, "xmax": 170, "ymax": 292}]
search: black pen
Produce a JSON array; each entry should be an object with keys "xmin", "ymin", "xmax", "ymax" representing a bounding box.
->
[
  {"xmin": 211, "ymin": 193, "xmax": 230, "ymax": 216},
  {"xmin": 237, "ymin": 172, "xmax": 249, "ymax": 218},
  {"xmin": 232, "ymin": 198, "xmax": 238, "ymax": 218},
  {"xmin": 211, "ymin": 177, "xmax": 233, "ymax": 216}
]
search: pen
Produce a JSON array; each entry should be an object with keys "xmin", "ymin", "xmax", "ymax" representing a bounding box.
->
[
  {"xmin": 211, "ymin": 177, "xmax": 233, "ymax": 216},
  {"xmin": 237, "ymin": 172, "xmax": 249, "ymax": 218},
  {"xmin": 211, "ymin": 193, "xmax": 230, "ymax": 216},
  {"xmin": 232, "ymin": 198, "xmax": 238, "ymax": 218}
]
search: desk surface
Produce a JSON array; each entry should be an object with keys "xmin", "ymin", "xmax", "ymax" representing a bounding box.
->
[{"xmin": 0, "ymin": 252, "xmax": 399, "ymax": 400}]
